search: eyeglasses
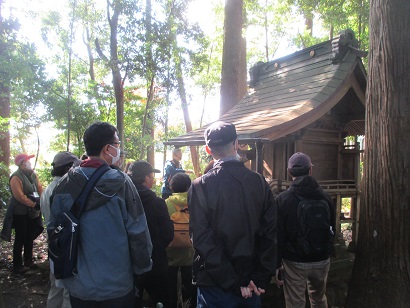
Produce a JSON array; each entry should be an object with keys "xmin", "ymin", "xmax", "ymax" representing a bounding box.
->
[{"xmin": 110, "ymin": 141, "xmax": 121, "ymax": 147}]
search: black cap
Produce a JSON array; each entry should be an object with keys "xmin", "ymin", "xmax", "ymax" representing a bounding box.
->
[
  {"xmin": 52, "ymin": 151, "xmax": 81, "ymax": 168},
  {"xmin": 128, "ymin": 160, "xmax": 160, "ymax": 178},
  {"xmin": 288, "ymin": 152, "xmax": 313, "ymax": 169},
  {"xmin": 204, "ymin": 121, "xmax": 237, "ymax": 146}
]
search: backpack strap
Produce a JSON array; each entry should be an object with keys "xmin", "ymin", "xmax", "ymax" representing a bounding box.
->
[
  {"xmin": 192, "ymin": 177, "xmax": 207, "ymax": 210},
  {"xmin": 70, "ymin": 164, "xmax": 111, "ymax": 218}
]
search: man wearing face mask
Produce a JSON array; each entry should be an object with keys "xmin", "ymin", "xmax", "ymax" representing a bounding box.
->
[
  {"xmin": 49, "ymin": 122, "xmax": 153, "ymax": 306},
  {"xmin": 8, "ymin": 154, "xmax": 43, "ymax": 275}
]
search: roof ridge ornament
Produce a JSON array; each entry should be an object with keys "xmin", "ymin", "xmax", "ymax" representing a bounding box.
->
[
  {"xmin": 249, "ymin": 61, "xmax": 266, "ymax": 88},
  {"xmin": 331, "ymin": 29, "xmax": 368, "ymax": 64}
]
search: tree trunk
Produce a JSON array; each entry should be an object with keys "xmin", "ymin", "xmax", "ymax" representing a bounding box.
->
[
  {"xmin": 175, "ymin": 58, "xmax": 199, "ymax": 177},
  {"xmin": 108, "ymin": 0, "xmax": 124, "ymax": 145},
  {"xmin": 220, "ymin": 0, "xmax": 247, "ymax": 117},
  {"xmin": 0, "ymin": 0, "xmax": 8, "ymax": 164},
  {"xmin": 345, "ymin": 1, "xmax": 410, "ymax": 306},
  {"xmin": 0, "ymin": 83, "xmax": 10, "ymax": 166}
]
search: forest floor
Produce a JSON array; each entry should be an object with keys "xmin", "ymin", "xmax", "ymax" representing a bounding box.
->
[{"xmin": 0, "ymin": 227, "xmax": 49, "ymax": 308}]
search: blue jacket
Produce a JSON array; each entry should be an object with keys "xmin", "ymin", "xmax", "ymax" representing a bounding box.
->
[
  {"xmin": 161, "ymin": 160, "xmax": 185, "ymax": 195},
  {"xmin": 49, "ymin": 162, "xmax": 153, "ymax": 301}
]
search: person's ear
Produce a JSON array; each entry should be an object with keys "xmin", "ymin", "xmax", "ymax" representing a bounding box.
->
[
  {"xmin": 233, "ymin": 139, "xmax": 239, "ymax": 151},
  {"xmin": 205, "ymin": 145, "xmax": 212, "ymax": 155},
  {"xmin": 309, "ymin": 167, "xmax": 313, "ymax": 175}
]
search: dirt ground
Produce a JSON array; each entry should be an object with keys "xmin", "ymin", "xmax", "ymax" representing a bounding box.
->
[{"xmin": 0, "ymin": 228, "xmax": 49, "ymax": 308}]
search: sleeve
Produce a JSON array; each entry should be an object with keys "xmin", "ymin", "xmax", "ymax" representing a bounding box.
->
[
  {"xmin": 9, "ymin": 176, "xmax": 35, "ymax": 207},
  {"xmin": 124, "ymin": 176, "xmax": 153, "ymax": 275},
  {"xmin": 157, "ymin": 198, "xmax": 174, "ymax": 248},
  {"xmin": 275, "ymin": 195, "xmax": 285, "ymax": 269},
  {"xmin": 188, "ymin": 182, "xmax": 238, "ymax": 291},
  {"xmin": 36, "ymin": 176, "xmax": 43, "ymax": 195},
  {"xmin": 251, "ymin": 178, "xmax": 277, "ymax": 289}
]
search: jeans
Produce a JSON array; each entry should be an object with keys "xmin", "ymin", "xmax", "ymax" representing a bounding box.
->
[
  {"xmin": 69, "ymin": 289, "xmax": 135, "ymax": 308},
  {"xmin": 197, "ymin": 286, "xmax": 261, "ymax": 308}
]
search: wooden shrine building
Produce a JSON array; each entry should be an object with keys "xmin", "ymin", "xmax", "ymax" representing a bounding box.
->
[{"xmin": 165, "ymin": 29, "xmax": 367, "ymax": 247}]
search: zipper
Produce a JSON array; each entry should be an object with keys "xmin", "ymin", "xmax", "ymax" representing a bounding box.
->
[{"xmin": 62, "ymin": 213, "xmax": 78, "ymax": 260}]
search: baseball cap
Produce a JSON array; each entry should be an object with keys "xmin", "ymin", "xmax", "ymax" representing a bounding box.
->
[
  {"xmin": 128, "ymin": 160, "xmax": 161, "ymax": 178},
  {"xmin": 204, "ymin": 121, "xmax": 237, "ymax": 147},
  {"xmin": 52, "ymin": 151, "xmax": 82, "ymax": 168},
  {"xmin": 14, "ymin": 154, "xmax": 35, "ymax": 166},
  {"xmin": 287, "ymin": 152, "xmax": 313, "ymax": 169}
]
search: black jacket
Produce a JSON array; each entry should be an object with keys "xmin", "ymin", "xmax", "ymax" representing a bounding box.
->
[
  {"xmin": 189, "ymin": 160, "xmax": 277, "ymax": 293},
  {"xmin": 275, "ymin": 175, "xmax": 336, "ymax": 267},
  {"xmin": 134, "ymin": 183, "xmax": 174, "ymax": 273}
]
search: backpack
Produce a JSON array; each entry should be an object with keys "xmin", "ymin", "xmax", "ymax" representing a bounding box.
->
[
  {"xmin": 295, "ymin": 196, "xmax": 333, "ymax": 258},
  {"xmin": 48, "ymin": 164, "xmax": 110, "ymax": 279},
  {"xmin": 168, "ymin": 204, "xmax": 192, "ymax": 248}
]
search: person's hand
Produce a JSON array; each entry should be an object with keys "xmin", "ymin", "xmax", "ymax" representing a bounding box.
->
[
  {"xmin": 248, "ymin": 280, "xmax": 265, "ymax": 296},
  {"xmin": 240, "ymin": 280, "xmax": 265, "ymax": 298},
  {"xmin": 240, "ymin": 286, "xmax": 252, "ymax": 298},
  {"xmin": 275, "ymin": 267, "xmax": 284, "ymax": 287}
]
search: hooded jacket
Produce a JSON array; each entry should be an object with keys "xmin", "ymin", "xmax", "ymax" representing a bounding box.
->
[
  {"xmin": 189, "ymin": 160, "xmax": 277, "ymax": 293},
  {"xmin": 275, "ymin": 175, "xmax": 336, "ymax": 268},
  {"xmin": 49, "ymin": 160, "xmax": 153, "ymax": 301},
  {"xmin": 166, "ymin": 191, "xmax": 194, "ymax": 267},
  {"xmin": 132, "ymin": 183, "xmax": 174, "ymax": 273}
]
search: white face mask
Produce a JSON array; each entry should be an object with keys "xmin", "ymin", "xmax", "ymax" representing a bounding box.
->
[
  {"xmin": 24, "ymin": 161, "xmax": 32, "ymax": 170},
  {"xmin": 108, "ymin": 145, "xmax": 121, "ymax": 165}
]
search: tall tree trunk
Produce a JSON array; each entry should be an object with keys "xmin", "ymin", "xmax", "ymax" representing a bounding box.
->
[
  {"xmin": 175, "ymin": 57, "xmax": 199, "ymax": 176},
  {"xmin": 0, "ymin": 83, "xmax": 10, "ymax": 166},
  {"xmin": 220, "ymin": 0, "xmax": 247, "ymax": 117},
  {"xmin": 108, "ymin": 0, "xmax": 124, "ymax": 145},
  {"xmin": 140, "ymin": 0, "xmax": 156, "ymax": 161},
  {"xmin": 0, "ymin": 2, "xmax": 10, "ymax": 166},
  {"xmin": 345, "ymin": 1, "xmax": 410, "ymax": 306}
]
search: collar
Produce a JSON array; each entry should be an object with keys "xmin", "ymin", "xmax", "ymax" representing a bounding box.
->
[{"xmin": 214, "ymin": 155, "xmax": 238, "ymax": 166}]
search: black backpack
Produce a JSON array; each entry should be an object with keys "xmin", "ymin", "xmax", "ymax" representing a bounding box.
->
[
  {"xmin": 295, "ymin": 195, "xmax": 333, "ymax": 258},
  {"xmin": 48, "ymin": 164, "xmax": 110, "ymax": 279}
]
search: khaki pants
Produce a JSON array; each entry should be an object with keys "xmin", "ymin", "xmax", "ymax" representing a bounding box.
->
[{"xmin": 282, "ymin": 259, "xmax": 330, "ymax": 308}]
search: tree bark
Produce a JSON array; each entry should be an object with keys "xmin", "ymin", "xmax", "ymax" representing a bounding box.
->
[
  {"xmin": 0, "ymin": 83, "xmax": 10, "ymax": 166},
  {"xmin": 345, "ymin": 0, "xmax": 410, "ymax": 306},
  {"xmin": 0, "ymin": 2, "xmax": 10, "ymax": 165},
  {"xmin": 220, "ymin": 0, "xmax": 247, "ymax": 117},
  {"xmin": 175, "ymin": 58, "xmax": 199, "ymax": 176}
]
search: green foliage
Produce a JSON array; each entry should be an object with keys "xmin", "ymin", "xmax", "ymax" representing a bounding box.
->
[
  {"xmin": 246, "ymin": 0, "xmax": 293, "ymax": 63},
  {"xmin": 342, "ymin": 197, "xmax": 351, "ymax": 214},
  {"xmin": 282, "ymin": 0, "xmax": 369, "ymax": 52},
  {"xmin": 0, "ymin": 163, "xmax": 11, "ymax": 206},
  {"xmin": 35, "ymin": 166, "xmax": 53, "ymax": 188}
]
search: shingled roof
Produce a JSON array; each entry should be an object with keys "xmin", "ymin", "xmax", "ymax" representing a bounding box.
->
[{"xmin": 166, "ymin": 29, "xmax": 367, "ymax": 146}]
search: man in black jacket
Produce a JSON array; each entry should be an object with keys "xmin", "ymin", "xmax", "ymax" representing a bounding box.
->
[
  {"xmin": 189, "ymin": 121, "xmax": 277, "ymax": 308},
  {"xmin": 128, "ymin": 160, "xmax": 174, "ymax": 307},
  {"xmin": 275, "ymin": 152, "xmax": 335, "ymax": 308}
]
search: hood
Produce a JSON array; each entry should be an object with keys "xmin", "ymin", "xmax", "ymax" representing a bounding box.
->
[
  {"xmin": 67, "ymin": 165, "xmax": 127, "ymax": 211},
  {"xmin": 167, "ymin": 192, "xmax": 188, "ymax": 209},
  {"xmin": 289, "ymin": 175, "xmax": 325, "ymax": 200},
  {"xmin": 134, "ymin": 183, "xmax": 157, "ymax": 204}
]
